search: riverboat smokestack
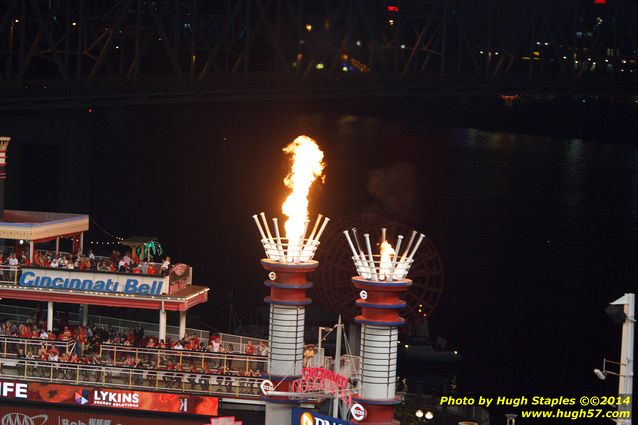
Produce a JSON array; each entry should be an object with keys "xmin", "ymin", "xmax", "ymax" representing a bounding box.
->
[
  {"xmin": 254, "ymin": 135, "xmax": 328, "ymax": 425},
  {"xmin": 0, "ymin": 137, "xmax": 10, "ymax": 220},
  {"xmin": 344, "ymin": 227, "xmax": 424, "ymax": 425}
]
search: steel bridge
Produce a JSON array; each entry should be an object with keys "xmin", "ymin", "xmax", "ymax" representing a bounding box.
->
[{"xmin": 0, "ymin": 0, "xmax": 638, "ymax": 110}]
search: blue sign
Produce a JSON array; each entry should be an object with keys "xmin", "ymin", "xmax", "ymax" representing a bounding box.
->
[
  {"xmin": 291, "ymin": 408, "xmax": 351, "ymax": 425},
  {"xmin": 19, "ymin": 271, "xmax": 164, "ymax": 296}
]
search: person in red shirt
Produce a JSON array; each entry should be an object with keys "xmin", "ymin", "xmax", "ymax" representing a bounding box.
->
[
  {"xmin": 61, "ymin": 327, "xmax": 72, "ymax": 341},
  {"xmin": 164, "ymin": 360, "xmax": 176, "ymax": 387},
  {"xmin": 159, "ymin": 339, "xmax": 166, "ymax": 349},
  {"xmin": 19, "ymin": 325, "xmax": 29, "ymax": 338},
  {"xmin": 200, "ymin": 362, "xmax": 211, "ymax": 390},
  {"xmin": 245, "ymin": 340, "xmax": 255, "ymax": 355},
  {"xmin": 191, "ymin": 334, "xmax": 200, "ymax": 350},
  {"xmin": 188, "ymin": 362, "xmax": 198, "ymax": 389},
  {"xmin": 122, "ymin": 355, "xmax": 134, "ymax": 367}
]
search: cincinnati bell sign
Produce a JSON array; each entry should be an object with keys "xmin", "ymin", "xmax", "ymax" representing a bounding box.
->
[{"xmin": 19, "ymin": 268, "xmax": 166, "ymax": 296}]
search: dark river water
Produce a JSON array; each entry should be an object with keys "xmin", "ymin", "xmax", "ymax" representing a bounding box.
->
[{"xmin": 3, "ymin": 100, "xmax": 637, "ymax": 420}]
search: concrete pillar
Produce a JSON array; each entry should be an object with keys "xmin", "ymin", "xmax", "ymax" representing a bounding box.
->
[
  {"xmin": 159, "ymin": 309, "xmax": 167, "ymax": 342},
  {"xmin": 179, "ymin": 311, "xmax": 186, "ymax": 339},
  {"xmin": 28, "ymin": 241, "xmax": 34, "ymax": 263},
  {"xmin": 82, "ymin": 304, "xmax": 88, "ymax": 326},
  {"xmin": 79, "ymin": 232, "xmax": 84, "ymax": 254},
  {"xmin": 55, "ymin": 237, "xmax": 59, "ymax": 256},
  {"xmin": 47, "ymin": 301, "xmax": 54, "ymax": 331}
]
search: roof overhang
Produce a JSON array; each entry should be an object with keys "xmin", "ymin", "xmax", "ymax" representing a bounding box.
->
[
  {"xmin": 0, "ymin": 283, "xmax": 208, "ymax": 311},
  {"xmin": 0, "ymin": 210, "xmax": 89, "ymax": 241}
]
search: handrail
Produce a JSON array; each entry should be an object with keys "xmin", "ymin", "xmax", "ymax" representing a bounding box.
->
[
  {"xmin": 0, "ymin": 357, "xmax": 264, "ymax": 397},
  {"xmin": 0, "ymin": 335, "xmax": 76, "ymax": 356},
  {"xmin": 0, "ymin": 265, "xmax": 20, "ymax": 285},
  {"xmin": 99, "ymin": 343, "xmax": 268, "ymax": 373},
  {"xmin": 33, "ymin": 250, "xmax": 167, "ymax": 277},
  {"xmin": 217, "ymin": 332, "xmax": 267, "ymax": 356}
]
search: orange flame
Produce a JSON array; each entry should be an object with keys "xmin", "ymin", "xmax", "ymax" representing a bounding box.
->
[
  {"xmin": 282, "ymin": 136, "xmax": 325, "ymax": 246},
  {"xmin": 379, "ymin": 240, "xmax": 396, "ymax": 280}
]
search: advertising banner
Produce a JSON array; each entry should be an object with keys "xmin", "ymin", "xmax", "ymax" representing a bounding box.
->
[
  {"xmin": 0, "ymin": 381, "xmax": 217, "ymax": 416},
  {"xmin": 291, "ymin": 408, "xmax": 352, "ymax": 425},
  {"xmin": 19, "ymin": 268, "xmax": 166, "ymax": 296},
  {"xmin": 0, "ymin": 403, "xmax": 217, "ymax": 425}
]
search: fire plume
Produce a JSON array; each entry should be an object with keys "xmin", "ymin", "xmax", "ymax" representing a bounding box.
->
[
  {"xmin": 282, "ymin": 136, "xmax": 325, "ymax": 246},
  {"xmin": 379, "ymin": 240, "xmax": 396, "ymax": 280}
]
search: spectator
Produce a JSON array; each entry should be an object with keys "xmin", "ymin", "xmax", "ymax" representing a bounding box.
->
[
  {"xmin": 211, "ymin": 337, "xmax": 221, "ymax": 353},
  {"xmin": 303, "ymin": 344, "xmax": 315, "ymax": 367},
  {"xmin": 244, "ymin": 340, "xmax": 255, "ymax": 356},
  {"xmin": 161, "ymin": 256, "xmax": 171, "ymax": 276}
]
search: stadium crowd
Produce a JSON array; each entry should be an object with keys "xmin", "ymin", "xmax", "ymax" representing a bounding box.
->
[
  {"xmin": 0, "ymin": 316, "xmax": 269, "ymax": 393},
  {"xmin": 24, "ymin": 250, "xmax": 173, "ymax": 276}
]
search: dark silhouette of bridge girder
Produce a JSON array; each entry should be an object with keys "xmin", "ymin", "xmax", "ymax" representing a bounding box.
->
[{"xmin": 0, "ymin": 0, "xmax": 637, "ymax": 109}]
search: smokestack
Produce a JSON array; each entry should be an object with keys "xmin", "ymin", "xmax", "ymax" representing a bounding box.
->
[
  {"xmin": 345, "ymin": 227, "xmax": 424, "ymax": 424},
  {"xmin": 255, "ymin": 212, "xmax": 328, "ymax": 425},
  {"xmin": 0, "ymin": 137, "xmax": 11, "ymax": 221}
]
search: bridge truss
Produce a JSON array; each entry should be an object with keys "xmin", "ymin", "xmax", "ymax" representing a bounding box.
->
[{"xmin": 0, "ymin": 0, "xmax": 637, "ymax": 107}]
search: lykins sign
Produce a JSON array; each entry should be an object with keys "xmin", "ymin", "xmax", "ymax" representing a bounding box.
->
[{"xmin": 19, "ymin": 268, "xmax": 166, "ymax": 296}]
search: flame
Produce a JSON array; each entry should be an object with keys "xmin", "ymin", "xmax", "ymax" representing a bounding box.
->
[
  {"xmin": 379, "ymin": 240, "xmax": 396, "ymax": 280},
  {"xmin": 282, "ymin": 135, "xmax": 325, "ymax": 247}
]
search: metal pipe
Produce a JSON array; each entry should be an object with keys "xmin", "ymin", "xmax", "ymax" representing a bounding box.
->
[
  {"xmin": 400, "ymin": 230, "xmax": 417, "ymax": 264},
  {"xmin": 252, "ymin": 214, "xmax": 267, "ymax": 241},
  {"xmin": 343, "ymin": 230, "xmax": 360, "ymax": 259},
  {"xmin": 306, "ymin": 214, "xmax": 323, "ymax": 243},
  {"xmin": 364, "ymin": 233, "xmax": 378, "ymax": 281},
  {"xmin": 388, "ymin": 235, "xmax": 404, "ymax": 280},
  {"xmin": 272, "ymin": 218, "xmax": 285, "ymax": 262},
  {"xmin": 405, "ymin": 234, "xmax": 426, "ymax": 264},
  {"xmin": 260, "ymin": 212, "xmax": 275, "ymax": 245},
  {"xmin": 315, "ymin": 217, "xmax": 330, "ymax": 242}
]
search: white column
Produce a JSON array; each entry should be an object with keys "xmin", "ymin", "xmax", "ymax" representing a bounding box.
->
[
  {"xmin": 269, "ymin": 305, "xmax": 305, "ymax": 376},
  {"xmin": 55, "ymin": 237, "xmax": 60, "ymax": 256},
  {"xmin": 360, "ymin": 324, "xmax": 398, "ymax": 400},
  {"xmin": 79, "ymin": 232, "xmax": 84, "ymax": 254},
  {"xmin": 159, "ymin": 309, "xmax": 167, "ymax": 342},
  {"xmin": 28, "ymin": 241, "xmax": 34, "ymax": 263},
  {"xmin": 47, "ymin": 301, "xmax": 54, "ymax": 331},
  {"xmin": 82, "ymin": 304, "xmax": 88, "ymax": 326},
  {"xmin": 611, "ymin": 293, "xmax": 635, "ymax": 425},
  {"xmin": 179, "ymin": 311, "xmax": 187, "ymax": 339}
]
